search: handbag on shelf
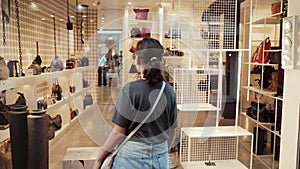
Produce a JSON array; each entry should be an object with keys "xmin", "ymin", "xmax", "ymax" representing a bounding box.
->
[
  {"xmin": 133, "ymin": 9, "xmax": 149, "ymax": 20},
  {"xmin": 100, "ymin": 82, "xmax": 166, "ymax": 169},
  {"xmin": 0, "ymin": 100, "xmax": 9, "ymax": 128},
  {"xmin": 7, "ymin": 60, "xmax": 20, "ymax": 77},
  {"xmin": 131, "ymin": 27, "xmax": 141, "ymax": 38},
  {"xmin": 251, "ymin": 37, "xmax": 271, "ymax": 64},
  {"xmin": 140, "ymin": 27, "xmax": 151, "ymax": 38},
  {"xmin": 47, "ymin": 114, "xmax": 62, "ymax": 140},
  {"xmin": 28, "ymin": 55, "xmax": 42, "ymax": 75},
  {"xmin": 51, "ymin": 80, "xmax": 62, "ymax": 101},
  {"xmin": 83, "ymin": 94, "xmax": 93, "ymax": 109},
  {"xmin": 81, "ymin": 56, "xmax": 89, "ymax": 67},
  {"xmin": 0, "ymin": 57, "xmax": 9, "ymax": 80},
  {"xmin": 255, "ymin": 66, "xmax": 275, "ymax": 89},
  {"xmin": 50, "ymin": 55, "xmax": 64, "ymax": 72},
  {"xmin": 7, "ymin": 92, "xmax": 27, "ymax": 109},
  {"xmin": 66, "ymin": 58, "xmax": 76, "ymax": 69}
]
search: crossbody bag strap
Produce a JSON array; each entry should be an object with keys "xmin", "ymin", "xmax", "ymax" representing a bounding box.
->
[{"xmin": 111, "ymin": 81, "xmax": 166, "ymax": 156}]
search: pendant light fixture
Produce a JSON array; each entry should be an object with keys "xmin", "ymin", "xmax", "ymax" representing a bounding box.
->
[{"xmin": 66, "ymin": 0, "xmax": 73, "ymax": 30}]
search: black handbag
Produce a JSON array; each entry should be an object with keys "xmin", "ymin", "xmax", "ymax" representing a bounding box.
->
[
  {"xmin": 0, "ymin": 100, "xmax": 9, "ymax": 127},
  {"xmin": 7, "ymin": 60, "xmax": 20, "ymax": 77},
  {"xmin": 7, "ymin": 92, "xmax": 27, "ymax": 109}
]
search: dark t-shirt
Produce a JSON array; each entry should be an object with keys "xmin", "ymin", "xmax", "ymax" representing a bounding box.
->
[{"xmin": 112, "ymin": 80, "xmax": 178, "ymax": 144}]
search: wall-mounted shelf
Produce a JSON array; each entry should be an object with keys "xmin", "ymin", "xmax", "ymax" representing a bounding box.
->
[{"xmin": 0, "ymin": 66, "xmax": 96, "ymax": 143}]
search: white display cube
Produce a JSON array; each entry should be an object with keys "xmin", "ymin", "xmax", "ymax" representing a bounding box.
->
[
  {"xmin": 180, "ymin": 126, "xmax": 253, "ymax": 169},
  {"xmin": 63, "ymin": 147, "xmax": 101, "ymax": 169}
]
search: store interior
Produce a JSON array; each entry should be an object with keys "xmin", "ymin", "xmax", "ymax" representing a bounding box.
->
[{"xmin": 0, "ymin": 0, "xmax": 300, "ymax": 169}]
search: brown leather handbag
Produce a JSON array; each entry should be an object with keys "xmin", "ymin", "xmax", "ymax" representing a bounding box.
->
[{"xmin": 51, "ymin": 80, "xmax": 62, "ymax": 101}]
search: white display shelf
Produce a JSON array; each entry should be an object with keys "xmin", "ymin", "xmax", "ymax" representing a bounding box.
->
[
  {"xmin": 128, "ymin": 19, "xmax": 154, "ymax": 24},
  {"xmin": 241, "ymin": 112, "xmax": 275, "ymax": 126},
  {"xmin": 0, "ymin": 66, "xmax": 96, "ymax": 91},
  {"xmin": 63, "ymin": 146, "xmax": 101, "ymax": 161},
  {"xmin": 49, "ymin": 103, "xmax": 97, "ymax": 145},
  {"xmin": 241, "ymin": 112, "xmax": 281, "ymax": 137},
  {"xmin": 242, "ymin": 62, "xmax": 279, "ymax": 67},
  {"xmin": 0, "ymin": 66, "xmax": 96, "ymax": 144},
  {"xmin": 177, "ymin": 103, "xmax": 219, "ymax": 111},
  {"xmin": 107, "ymin": 72, "xmax": 118, "ymax": 78},
  {"xmin": 46, "ymin": 85, "xmax": 93, "ymax": 112},
  {"xmin": 181, "ymin": 160, "xmax": 248, "ymax": 169},
  {"xmin": 246, "ymin": 17, "xmax": 281, "ymax": 25},
  {"xmin": 181, "ymin": 126, "xmax": 252, "ymax": 138},
  {"xmin": 242, "ymin": 86, "xmax": 277, "ymax": 95},
  {"xmin": 180, "ymin": 126, "xmax": 253, "ymax": 169}
]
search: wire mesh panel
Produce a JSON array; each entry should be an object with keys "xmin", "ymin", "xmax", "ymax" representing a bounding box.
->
[
  {"xmin": 174, "ymin": 68, "xmax": 220, "ymax": 111},
  {"xmin": 192, "ymin": 0, "xmax": 237, "ymax": 49},
  {"xmin": 179, "ymin": 127, "xmax": 253, "ymax": 169},
  {"xmin": 181, "ymin": 133, "xmax": 237, "ymax": 162}
]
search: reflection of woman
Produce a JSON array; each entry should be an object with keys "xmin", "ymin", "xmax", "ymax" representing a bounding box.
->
[{"xmin": 93, "ymin": 38, "xmax": 178, "ymax": 169}]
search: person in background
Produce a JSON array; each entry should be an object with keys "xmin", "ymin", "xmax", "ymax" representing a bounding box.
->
[
  {"xmin": 98, "ymin": 46, "xmax": 108, "ymax": 86},
  {"xmin": 118, "ymin": 51, "xmax": 123, "ymax": 65},
  {"xmin": 107, "ymin": 63, "xmax": 116, "ymax": 87},
  {"xmin": 93, "ymin": 38, "xmax": 178, "ymax": 169}
]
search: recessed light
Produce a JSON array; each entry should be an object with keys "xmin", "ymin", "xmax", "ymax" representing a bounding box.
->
[{"xmin": 128, "ymin": 1, "xmax": 132, "ymax": 5}]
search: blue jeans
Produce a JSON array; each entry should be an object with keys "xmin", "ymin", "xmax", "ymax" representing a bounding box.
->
[{"xmin": 112, "ymin": 141, "xmax": 169, "ymax": 169}]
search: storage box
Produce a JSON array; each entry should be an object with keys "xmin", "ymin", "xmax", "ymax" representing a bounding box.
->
[{"xmin": 63, "ymin": 147, "xmax": 101, "ymax": 169}]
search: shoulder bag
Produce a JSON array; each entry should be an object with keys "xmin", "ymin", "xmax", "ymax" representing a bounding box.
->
[{"xmin": 100, "ymin": 82, "xmax": 166, "ymax": 169}]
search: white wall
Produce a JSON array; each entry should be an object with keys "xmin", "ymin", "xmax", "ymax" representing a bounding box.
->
[{"xmin": 279, "ymin": 0, "xmax": 300, "ymax": 168}]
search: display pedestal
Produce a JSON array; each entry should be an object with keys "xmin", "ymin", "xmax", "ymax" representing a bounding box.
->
[{"xmin": 63, "ymin": 147, "xmax": 100, "ymax": 169}]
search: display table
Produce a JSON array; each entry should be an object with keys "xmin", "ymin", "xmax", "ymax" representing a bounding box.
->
[{"xmin": 180, "ymin": 126, "xmax": 253, "ymax": 169}]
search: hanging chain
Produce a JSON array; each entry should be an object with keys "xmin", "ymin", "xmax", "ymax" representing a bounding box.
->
[
  {"xmin": 15, "ymin": 0, "xmax": 23, "ymax": 74},
  {"xmin": 2, "ymin": 16, "xmax": 6, "ymax": 46},
  {"xmin": 53, "ymin": 17, "xmax": 57, "ymax": 56}
]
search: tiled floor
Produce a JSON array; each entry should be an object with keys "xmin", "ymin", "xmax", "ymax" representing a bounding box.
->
[{"xmin": 49, "ymin": 86, "xmax": 277, "ymax": 169}]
